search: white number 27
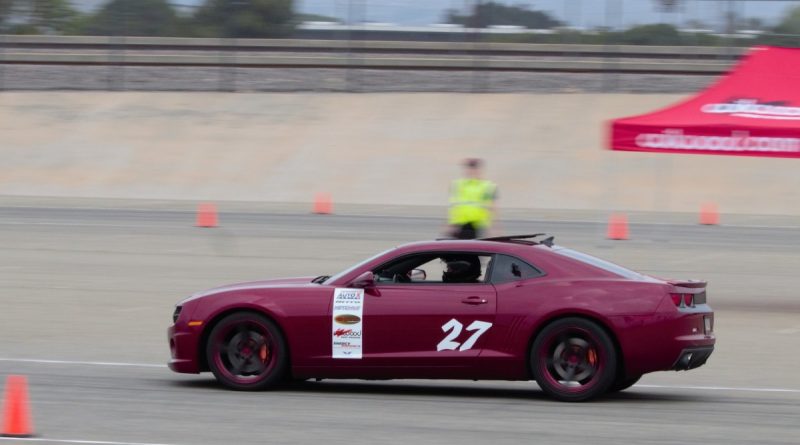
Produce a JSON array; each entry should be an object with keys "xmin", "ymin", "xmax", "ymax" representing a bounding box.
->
[{"xmin": 436, "ymin": 318, "xmax": 493, "ymax": 352}]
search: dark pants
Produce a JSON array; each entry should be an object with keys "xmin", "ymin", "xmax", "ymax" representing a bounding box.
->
[{"xmin": 452, "ymin": 223, "xmax": 482, "ymax": 240}]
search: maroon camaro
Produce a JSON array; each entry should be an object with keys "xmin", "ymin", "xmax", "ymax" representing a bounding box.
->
[{"xmin": 168, "ymin": 234, "xmax": 715, "ymax": 402}]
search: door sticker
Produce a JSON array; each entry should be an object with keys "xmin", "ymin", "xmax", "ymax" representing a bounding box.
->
[
  {"xmin": 332, "ymin": 288, "xmax": 364, "ymax": 359},
  {"xmin": 436, "ymin": 318, "xmax": 493, "ymax": 352}
]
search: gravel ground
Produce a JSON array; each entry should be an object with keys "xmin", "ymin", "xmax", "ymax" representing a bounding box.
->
[{"xmin": 0, "ymin": 64, "xmax": 716, "ymax": 93}]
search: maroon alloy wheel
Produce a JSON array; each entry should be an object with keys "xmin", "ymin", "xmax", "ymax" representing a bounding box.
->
[
  {"xmin": 532, "ymin": 318, "xmax": 616, "ymax": 402},
  {"xmin": 207, "ymin": 313, "xmax": 287, "ymax": 390}
]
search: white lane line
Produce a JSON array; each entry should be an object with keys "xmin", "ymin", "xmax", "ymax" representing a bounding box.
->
[
  {"xmin": 0, "ymin": 437, "xmax": 179, "ymax": 445},
  {"xmin": 638, "ymin": 384, "xmax": 800, "ymax": 394},
  {"xmin": 110, "ymin": 307, "xmax": 155, "ymax": 313},
  {"xmin": 0, "ymin": 358, "xmax": 164, "ymax": 368},
  {"xmin": 2, "ymin": 358, "xmax": 799, "ymax": 394},
  {"xmin": 0, "ymin": 222, "xmax": 151, "ymax": 228}
]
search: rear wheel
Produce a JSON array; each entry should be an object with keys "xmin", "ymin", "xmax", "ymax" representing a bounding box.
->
[
  {"xmin": 531, "ymin": 318, "xmax": 617, "ymax": 402},
  {"xmin": 206, "ymin": 312, "xmax": 288, "ymax": 390}
]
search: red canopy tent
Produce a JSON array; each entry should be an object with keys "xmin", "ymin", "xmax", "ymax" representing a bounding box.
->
[{"xmin": 610, "ymin": 46, "xmax": 800, "ymax": 159}]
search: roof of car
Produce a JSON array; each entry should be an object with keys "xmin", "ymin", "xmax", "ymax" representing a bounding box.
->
[{"xmin": 396, "ymin": 234, "xmax": 555, "ymax": 253}]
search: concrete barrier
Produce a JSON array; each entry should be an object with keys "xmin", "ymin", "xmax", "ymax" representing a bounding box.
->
[{"xmin": 0, "ymin": 92, "xmax": 797, "ymax": 216}]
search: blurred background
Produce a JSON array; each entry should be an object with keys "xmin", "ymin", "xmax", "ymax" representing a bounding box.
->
[
  {"xmin": 5, "ymin": 0, "xmax": 800, "ymax": 42},
  {"xmin": 2, "ymin": 0, "xmax": 800, "ymax": 215},
  {"xmin": 0, "ymin": 0, "xmax": 800, "ymax": 92}
]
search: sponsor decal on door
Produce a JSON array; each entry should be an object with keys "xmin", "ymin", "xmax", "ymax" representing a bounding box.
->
[{"xmin": 332, "ymin": 288, "xmax": 364, "ymax": 359}]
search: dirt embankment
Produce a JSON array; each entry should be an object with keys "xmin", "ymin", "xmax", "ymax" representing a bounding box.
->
[{"xmin": 1, "ymin": 92, "xmax": 796, "ymax": 216}]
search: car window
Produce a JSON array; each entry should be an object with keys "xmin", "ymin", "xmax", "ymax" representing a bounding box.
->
[
  {"xmin": 490, "ymin": 254, "xmax": 544, "ymax": 284},
  {"xmin": 374, "ymin": 252, "xmax": 492, "ymax": 284},
  {"xmin": 324, "ymin": 248, "xmax": 394, "ymax": 284},
  {"xmin": 551, "ymin": 247, "xmax": 652, "ymax": 280}
]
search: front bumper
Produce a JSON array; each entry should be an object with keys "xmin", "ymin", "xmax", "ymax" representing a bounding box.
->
[
  {"xmin": 672, "ymin": 346, "xmax": 714, "ymax": 371},
  {"xmin": 167, "ymin": 324, "xmax": 201, "ymax": 374}
]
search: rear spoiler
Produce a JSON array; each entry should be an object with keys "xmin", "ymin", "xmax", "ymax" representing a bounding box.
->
[{"xmin": 668, "ymin": 280, "xmax": 707, "ymax": 292}]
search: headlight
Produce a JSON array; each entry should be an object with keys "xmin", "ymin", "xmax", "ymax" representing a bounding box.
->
[{"xmin": 172, "ymin": 305, "xmax": 182, "ymax": 323}]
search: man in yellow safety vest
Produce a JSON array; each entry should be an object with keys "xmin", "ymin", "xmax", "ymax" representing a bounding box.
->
[{"xmin": 447, "ymin": 158, "xmax": 497, "ymax": 239}]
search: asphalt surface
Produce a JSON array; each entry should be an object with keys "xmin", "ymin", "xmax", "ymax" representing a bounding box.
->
[{"xmin": 0, "ymin": 204, "xmax": 799, "ymax": 445}]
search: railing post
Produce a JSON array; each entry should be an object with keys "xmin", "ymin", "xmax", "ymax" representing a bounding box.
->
[
  {"xmin": 601, "ymin": 0, "xmax": 622, "ymax": 92},
  {"xmin": 345, "ymin": 0, "xmax": 366, "ymax": 93},
  {"xmin": 0, "ymin": 34, "xmax": 5, "ymax": 91},
  {"xmin": 218, "ymin": 37, "xmax": 237, "ymax": 92},
  {"xmin": 107, "ymin": 34, "xmax": 127, "ymax": 91},
  {"xmin": 469, "ymin": 0, "xmax": 488, "ymax": 93}
]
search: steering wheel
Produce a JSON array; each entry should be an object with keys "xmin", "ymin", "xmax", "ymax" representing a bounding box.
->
[{"xmin": 392, "ymin": 273, "xmax": 411, "ymax": 283}]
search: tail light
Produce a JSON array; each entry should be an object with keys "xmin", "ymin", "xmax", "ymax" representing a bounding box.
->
[{"xmin": 670, "ymin": 293, "xmax": 695, "ymax": 308}]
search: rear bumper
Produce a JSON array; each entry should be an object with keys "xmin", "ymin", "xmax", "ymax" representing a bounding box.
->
[
  {"xmin": 672, "ymin": 346, "xmax": 714, "ymax": 371},
  {"xmin": 167, "ymin": 325, "xmax": 201, "ymax": 374},
  {"xmin": 612, "ymin": 309, "xmax": 715, "ymax": 376}
]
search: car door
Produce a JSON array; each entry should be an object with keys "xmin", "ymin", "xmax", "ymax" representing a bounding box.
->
[{"xmin": 355, "ymin": 252, "xmax": 497, "ymax": 377}]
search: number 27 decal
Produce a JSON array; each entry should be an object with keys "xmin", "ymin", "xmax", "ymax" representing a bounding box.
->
[{"xmin": 437, "ymin": 319, "xmax": 493, "ymax": 352}]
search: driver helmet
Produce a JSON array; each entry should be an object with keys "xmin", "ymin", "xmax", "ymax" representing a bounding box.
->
[{"xmin": 442, "ymin": 255, "xmax": 481, "ymax": 283}]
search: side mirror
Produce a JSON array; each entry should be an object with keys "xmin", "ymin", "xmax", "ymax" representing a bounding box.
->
[
  {"xmin": 408, "ymin": 269, "xmax": 427, "ymax": 282},
  {"xmin": 350, "ymin": 271, "xmax": 375, "ymax": 289}
]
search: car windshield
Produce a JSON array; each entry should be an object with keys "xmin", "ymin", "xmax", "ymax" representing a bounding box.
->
[
  {"xmin": 551, "ymin": 247, "xmax": 653, "ymax": 281},
  {"xmin": 322, "ymin": 248, "xmax": 394, "ymax": 285}
]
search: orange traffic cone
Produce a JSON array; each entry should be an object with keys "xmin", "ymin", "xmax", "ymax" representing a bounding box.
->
[
  {"xmin": 2, "ymin": 375, "xmax": 34, "ymax": 437},
  {"xmin": 196, "ymin": 203, "xmax": 218, "ymax": 228},
  {"xmin": 607, "ymin": 213, "xmax": 629, "ymax": 240},
  {"xmin": 313, "ymin": 193, "xmax": 333, "ymax": 215},
  {"xmin": 699, "ymin": 203, "xmax": 719, "ymax": 225}
]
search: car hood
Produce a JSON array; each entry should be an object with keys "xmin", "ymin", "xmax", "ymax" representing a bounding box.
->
[{"xmin": 179, "ymin": 276, "xmax": 316, "ymax": 304}]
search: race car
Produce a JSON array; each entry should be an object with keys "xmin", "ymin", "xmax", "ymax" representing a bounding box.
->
[{"xmin": 168, "ymin": 234, "xmax": 715, "ymax": 402}]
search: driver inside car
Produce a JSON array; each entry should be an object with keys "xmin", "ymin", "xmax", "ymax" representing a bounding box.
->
[{"xmin": 441, "ymin": 255, "xmax": 482, "ymax": 283}]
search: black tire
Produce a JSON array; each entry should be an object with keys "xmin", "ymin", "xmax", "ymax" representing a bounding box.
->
[
  {"xmin": 530, "ymin": 317, "xmax": 617, "ymax": 402},
  {"xmin": 205, "ymin": 312, "xmax": 288, "ymax": 390},
  {"xmin": 609, "ymin": 374, "xmax": 642, "ymax": 393}
]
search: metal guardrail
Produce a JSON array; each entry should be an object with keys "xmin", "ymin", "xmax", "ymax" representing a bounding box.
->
[
  {"xmin": 0, "ymin": 35, "xmax": 744, "ymax": 74},
  {"xmin": 0, "ymin": 53, "xmax": 732, "ymax": 74}
]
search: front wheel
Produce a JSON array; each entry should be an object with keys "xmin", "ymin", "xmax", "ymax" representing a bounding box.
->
[
  {"xmin": 206, "ymin": 312, "xmax": 288, "ymax": 390},
  {"xmin": 531, "ymin": 318, "xmax": 617, "ymax": 402}
]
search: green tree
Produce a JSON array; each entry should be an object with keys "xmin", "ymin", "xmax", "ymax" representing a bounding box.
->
[
  {"xmin": 742, "ymin": 17, "xmax": 765, "ymax": 31},
  {"xmin": 194, "ymin": 0, "xmax": 294, "ymax": 38},
  {"xmin": 760, "ymin": 6, "xmax": 800, "ymax": 47},
  {"xmin": 444, "ymin": 2, "xmax": 561, "ymax": 29},
  {"xmin": 31, "ymin": 0, "xmax": 77, "ymax": 32},
  {"xmin": 653, "ymin": 0, "xmax": 681, "ymax": 13},
  {"xmin": 615, "ymin": 23, "xmax": 683, "ymax": 46},
  {"xmin": 0, "ymin": 0, "xmax": 13, "ymax": 31},
  {"xmin": 295, "ymin": 12, "xmax": 340, "ymax": 23},
  {"xmin": 0, "ymin": 0, "xmax": 79, "ymax": 34},
  {"xmin": 0, "ymin": 0, "xmax": 11, "ymax": 19},
  {"xmin": 82, "ymin": 0, "xmax": 180, "ymax": 36}
]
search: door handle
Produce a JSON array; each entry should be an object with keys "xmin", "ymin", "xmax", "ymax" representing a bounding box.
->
[{"xmin": 461, "ymin": 296, "xmax": 488, "ymax": 305}]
